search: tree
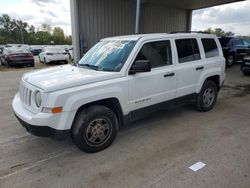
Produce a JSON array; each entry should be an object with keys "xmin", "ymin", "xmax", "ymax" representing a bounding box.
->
[
  {"xmin": 52, "ymin": 27, "xmax": 65, "ymax": 45},
  {"xmin": 0, "ymin": 14, "xmax": 72, "ymax": 45},
  {"xmin": 203, "ymin": 28, "xmax": 235, "ymax": 37},
  {"xmin": 41, "ymin": 23, "xmax": 52, "ymax": 33}
]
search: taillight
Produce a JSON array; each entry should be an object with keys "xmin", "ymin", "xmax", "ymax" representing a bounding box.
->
[{"xmin": 46, "ymin": 53, "xmax": 54, "ymax": 55}]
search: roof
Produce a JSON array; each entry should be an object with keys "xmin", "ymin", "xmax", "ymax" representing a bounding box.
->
[
  {"xmin": 142, "ymin": 0, "xmax": 244, "ymax": 10},
  {"xmin": 103, "ymin": 33, "xmax": 217, "ymax": 41}
]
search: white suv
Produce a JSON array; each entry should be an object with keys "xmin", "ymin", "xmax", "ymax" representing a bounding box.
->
[{"xmin": 12, "ymin": 33, "xmax": 225, "ymax": 153}]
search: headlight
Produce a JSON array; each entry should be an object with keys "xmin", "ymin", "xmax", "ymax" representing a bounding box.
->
[{"xmin": 35, "ymin": 91, "xmax": 42, "ymax": 107}]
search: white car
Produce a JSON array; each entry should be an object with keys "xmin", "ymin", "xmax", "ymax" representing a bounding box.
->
[
  {"xmin": 39, "ymin": 47, "xmax": 69, "ymax": 64},
  {"xmin": 13, "ymin": 33, "xmax": 225, "ymax": 153}
]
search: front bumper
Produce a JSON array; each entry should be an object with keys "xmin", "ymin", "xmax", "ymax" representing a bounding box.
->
[
  {"xmin": 12, "ymin": 93, "xmax": 75, "ymax": 140},
  {"xmin": 15, "ymin": 114, "xmax": 70, "ymax": 140}
]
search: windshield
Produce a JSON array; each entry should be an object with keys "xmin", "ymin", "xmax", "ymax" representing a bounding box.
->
[{"xmin": 78, "ymin": 40, "xmax": 136, "ymax": 72}]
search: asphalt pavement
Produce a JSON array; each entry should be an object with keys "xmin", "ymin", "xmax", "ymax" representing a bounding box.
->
[{"xmin": 0, "ymin": 64, "xmax": 250, "ymax": 188}]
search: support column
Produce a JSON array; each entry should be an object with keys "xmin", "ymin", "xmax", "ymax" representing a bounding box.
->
[
  {"xmin": 135, "ymin": 0, "xmax": 141, "ymax": 34},
  {"xmin": 186, "ymin": 10, "xmax": 193, "ymax": 32},
  {"xmin": 70, "ymin": 0, "xmax": 80, "ymax": 62}
]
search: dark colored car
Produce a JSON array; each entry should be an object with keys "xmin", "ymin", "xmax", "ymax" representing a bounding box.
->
[
  {"xmin": 219, "ymin": 37, "xmax": 250, "ymax": 67},
  {"xmin": 0, "ymin": 48, "xmax": 34, "ymax": 67},
  {"xmin": 241, "ymin": 54, "xmax": 250, "ymax": 75},
  {"xmin": 30, "ymin": 48, "xmax": 42, "ymax": 56}
]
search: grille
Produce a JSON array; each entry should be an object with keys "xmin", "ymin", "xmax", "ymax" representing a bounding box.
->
[{"xmin": 19, "ymin": 83, "xmax": 32, "ymax": 107}]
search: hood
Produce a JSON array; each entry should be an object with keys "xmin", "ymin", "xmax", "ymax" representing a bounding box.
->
[{"xmin": 23, "ymin": 65, "xmax": 121, "ymax": 92}]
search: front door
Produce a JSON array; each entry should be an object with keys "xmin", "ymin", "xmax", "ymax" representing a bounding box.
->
[{"xmin": 128, "ymin": 40, "xmax": 176, "ymax": 112}]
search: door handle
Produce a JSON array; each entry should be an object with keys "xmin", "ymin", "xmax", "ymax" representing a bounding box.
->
[
  {"xmin": 164, "ymin": 72, "xmax": 175, "ymax": 77},
  {"xmin": 196, "ymin": 66, "xmax": 204, "ymax": 70}
]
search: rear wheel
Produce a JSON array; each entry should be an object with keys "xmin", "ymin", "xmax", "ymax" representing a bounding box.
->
[
  {"xmin": 72, "ymin": 105, "xmax": 118, "ymax": 153},
  {"xmin": 196, "ymin": 80, "xmax": 218, "ymax": 112}
]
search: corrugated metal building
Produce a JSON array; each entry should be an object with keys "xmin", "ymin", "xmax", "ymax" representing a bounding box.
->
[{"xmin": 70, "ymin": 0, "xmax": 243, "ymax": 61}]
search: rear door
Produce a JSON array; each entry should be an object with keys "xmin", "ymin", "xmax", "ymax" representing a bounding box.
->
[{"xmin": 174, "ymin": 38, "xmax": 203, "ymax": 98}]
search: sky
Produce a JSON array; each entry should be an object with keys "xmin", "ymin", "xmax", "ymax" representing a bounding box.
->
[
  {"xmin": 192, "ymin": 0, "xmax": 250, "ymax": 36},
  {"xmin": 0, "ymin": 0, "xmax": 249, "ymax": 36},
  {"xmin": 0, "ymin": 0, "xmax": 71, "ymax": 35}
]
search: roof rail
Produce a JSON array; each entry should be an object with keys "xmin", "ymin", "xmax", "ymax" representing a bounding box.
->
[{"xmin": 168, "ymin": 31, "xmax": 211, "ymax": 34}]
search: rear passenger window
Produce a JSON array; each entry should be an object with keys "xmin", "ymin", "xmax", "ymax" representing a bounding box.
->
[
  {"xmin": 175, "ymin": 39, "xmax": 201, "ymax": 63},
  {"xmin": 135, "ymin": 40, "xmax": 172, "ymax": 68},
  {"xmin": 202, "ymin": 38, "xmax": 219, "ymax": 58}
]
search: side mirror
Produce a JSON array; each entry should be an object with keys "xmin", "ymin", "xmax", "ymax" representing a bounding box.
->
[{"xmin": 129, "ymin": 60, "xmax": 151, "ymax": 74}]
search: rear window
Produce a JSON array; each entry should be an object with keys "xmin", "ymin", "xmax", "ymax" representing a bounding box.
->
[
  {"xmin": 8, "ymin": 48, "xmax": 28, "ymax": 54},
  {"xmin": 201, "ymin": 38, "xmax": 219, "ymax": 58},
  {"xmin": 45, "ymin": 48, "xmax": 65, "ymax": 52},
  {"xmin": 175, "ymin": 39, "xmax": 201, "ymax": 63}
]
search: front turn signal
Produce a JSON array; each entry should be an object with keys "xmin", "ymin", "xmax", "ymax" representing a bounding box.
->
[{"xmin": 51, "ymin": 107, "xmax": 63, "ymax": 113}]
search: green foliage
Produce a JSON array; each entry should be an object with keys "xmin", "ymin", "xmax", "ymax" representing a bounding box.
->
[
  {"xmin": 0, "ymin": 14, "xmax": 72, "ymax": 45},
  {"xmin": 203, "ymin": 28, "xmax": 235, "ymax": 37}
]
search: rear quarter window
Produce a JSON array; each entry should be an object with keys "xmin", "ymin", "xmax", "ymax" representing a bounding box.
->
[{"xmin": 201, "ymin": 38, "xmax": 219, "ymax": 58}]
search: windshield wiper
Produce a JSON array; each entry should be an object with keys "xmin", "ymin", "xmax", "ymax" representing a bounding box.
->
[{"xmin": 78, "ymin": 63, "xmax": 100, "ymax": 70}]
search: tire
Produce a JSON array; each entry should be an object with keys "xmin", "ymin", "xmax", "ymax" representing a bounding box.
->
[
  {"xmin": 39, "ymin": 57, "xmax": 43, "ymax": 63},
  {"xmin": 71, "ymin": 105, "xmax": 119, "ymax": 153},
  {"xmin": 196, "ymin": 80, "xmax": 218, "ymax": 112},
  {"xmin": 243, "ymin": 71, "xmax": 250, "ymax": 76},
  {"xmin": 227, "ymin": 54, "xmax": 235, "ymax": 67},
  {"xmin": 6, "ymin": 60, "xmax": 10, "ymax": 68}
]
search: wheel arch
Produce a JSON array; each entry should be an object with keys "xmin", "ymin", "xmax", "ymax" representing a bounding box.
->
[
  {"xmin": 197, "ymin": 74, "xmax": 220, "ymax": 93},
  {"xmin": 72, "ymin": 97, "xmax": 124, "ymax": 129}
]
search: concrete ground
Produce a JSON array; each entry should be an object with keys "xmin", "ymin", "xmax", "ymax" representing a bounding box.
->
[{"xmin": 0, "ymin": 64, "xmax": 250, "ymax": 188}]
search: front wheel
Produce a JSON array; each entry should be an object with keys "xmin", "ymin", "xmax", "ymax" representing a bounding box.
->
[
  {"xmin": 72, "ymin": 105, "xmax": 118, "ymax": 153},
  {"xmin": 196, "ymin": 80, "xmax": 218, "ymax": 112}
]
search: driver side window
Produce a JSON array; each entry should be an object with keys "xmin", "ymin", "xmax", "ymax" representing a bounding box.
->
[{"xmin": 135, "ymin": 40, "xmax": 172, "ymax": 68}]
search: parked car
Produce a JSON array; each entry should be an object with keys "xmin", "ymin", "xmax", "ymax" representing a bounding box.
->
[
  {"xmin": 30, "ymin": 47, "xmax": 42, "ymax": 56},
  {"xmin": 241, "ymin": 54, "xmax": 250, "ymax": 75},
  {"xmin": 219, "ymin": 37, "xmax": 250, "ymax": 67},
  {"xmin": 0, "ymin": 48, "xmax": 34, "ymax": 67},
  {"xmin": 13, "ymin": 33, "xmax": 225, "ymax": 153},
  {"xmin": 39, "ymin": 47, "xmax": 69, "ymax": 64}
]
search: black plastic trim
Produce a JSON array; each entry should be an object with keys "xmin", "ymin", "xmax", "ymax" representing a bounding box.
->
[
  {"xmin": 15, "ymin": 114, "xmax": 70, "ymax": 140},
  {"xmin": 123, "ymin": 93, "xmax": 198, "ymax": 124}
]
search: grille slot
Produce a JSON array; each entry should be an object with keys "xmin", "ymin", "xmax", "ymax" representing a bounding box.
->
[{"xmin": 20, "ymin": 83, "xmax": 32, "ymax": 107}]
